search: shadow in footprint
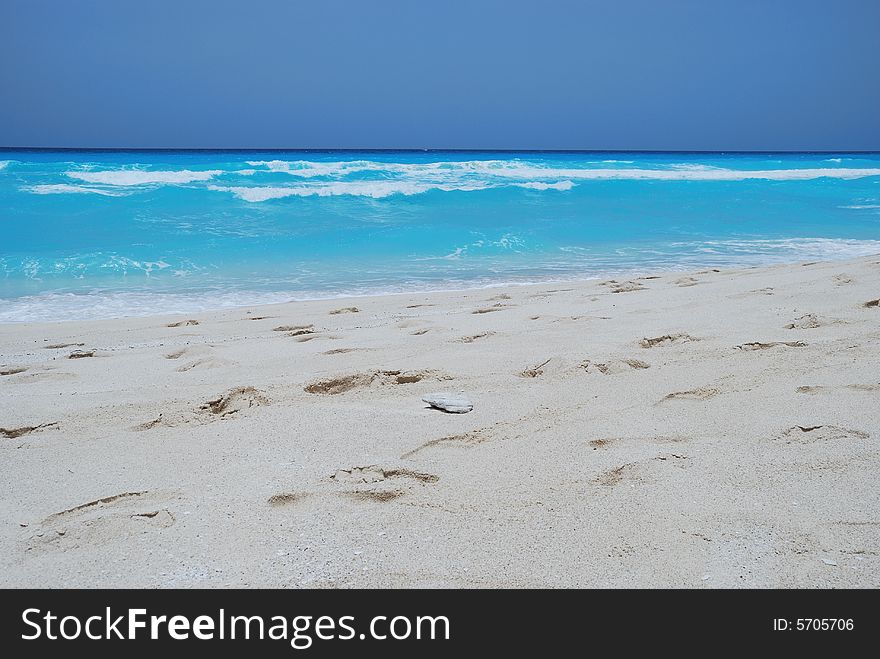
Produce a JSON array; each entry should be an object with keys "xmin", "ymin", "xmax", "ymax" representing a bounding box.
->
[
  {"xmin": 661, "ymin": 387, "xmax": 720, "ymax": 402},
  {"xmin": 304, "ymin": 369, "xmax": 449, "ymax": 395},
  {"xmin": 776, "ymin": 425, "xmax": 869, "ymax": 444},
  {"xmin": 639, "ymin": 334, "xmax": 699, "ymax": 348},
  {"xmin": 329, "ymin": 465, "xmax": 439, "ymax": 503},
  {"xmin": 401, "ymin": 430, "xmax": 488, "ymax": 459},
  {"xmin": 200, "ymin": 387, "xmax": 269, "ymax": 418},
  {"xmin": 1, "ymin": 422, "xmax": 59, "ymax": 439},
  {"xmin": 736, "ymin": 341, "xmax": 806, "ymax": 351}
]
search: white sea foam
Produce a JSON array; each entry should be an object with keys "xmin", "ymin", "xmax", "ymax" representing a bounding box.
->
[
  {"xmin": 0, "ymin": 290, "xmax": 301, "ymax": 323},
  {"xmin": 208, "ymin": 181, "xmax": 493, "ymax": 201},
  {"xmin": 65, "ymin": 169, "xmax": 222, "ymax": 186},
  {"xmin": 4, "ymin": 237, "xmax": 879, "ymax": 323},
  {"xmin": 541, "ymin": 166, "xmax": 880, "ymax": 181},
  {"xmin": 206, "ymin": 162, "xmax": 880, "ymax": 201},
  {"xmin": 559, "ymin": 238, "xmax": 880, "ymax": 266},
  {"xmin": 515, "ymin": 180, "xmax": 575, "ymax": 190},
  {"xmin": 677, "ymin": 237, "xmax": 880, "ymax": 257},
  {"xmin": 24, "ymin": 183, "xmax": 130, "ymax": 196},
  {"xmin": 245, "ymin": 159, "xmax": 400, "ymax": 177},
  {"xmin": 666, "ymin": 163, "xmax": 726, "ymax": 171},
  {"xmin": 239, "ymin": 159, "xmax": 880, "ymax": 182},
  {"xmin": 207, "ymin": 162, "xmax": 880, "ymax": 201},
  {"xmin": 0, "ymin": 160, "xmax": 11, "ymax": 171}
]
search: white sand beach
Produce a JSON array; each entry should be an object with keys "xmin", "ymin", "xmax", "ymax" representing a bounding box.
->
[{"xmin": 1, "ymin": 256, "xmax": 878, "ymax": 588}]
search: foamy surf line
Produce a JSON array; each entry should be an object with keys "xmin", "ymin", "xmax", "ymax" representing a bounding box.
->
[
  {"xmin": 7, "ymin": 160, "xmax": 878, "ymax": 200},
  {"xmin": 20, "ymin": 162, "xmax": 880, "ymax": 201},
  {"xmin": 3, "ymin": 243, "xmax": 878, "ymax": 323},
  {"xmin": 206, "ymin": 180, "xmax": 575, "ymax": 201}
]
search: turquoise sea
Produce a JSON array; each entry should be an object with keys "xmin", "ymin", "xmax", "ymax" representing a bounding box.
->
[{"xmin": 1, "ymin": 150, "xmax": 879, "ymax": 322}]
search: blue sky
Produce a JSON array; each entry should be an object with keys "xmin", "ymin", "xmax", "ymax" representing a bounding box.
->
[{"xmin": 1, "ymin": 0, "xmax": 878, "ymax": 150}]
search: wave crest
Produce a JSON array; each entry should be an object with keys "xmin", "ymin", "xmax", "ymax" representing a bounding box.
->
[
  {"xmin": 236, "ymin": 159, "xmax": 880, "ymax": 182},
  {"xmin": 65, "ymin": 169, "xmax": 222, "ymax": 186},
  {"xmin": 208, "ymin": 179, "xmax": 575, "ymax": 201},
  {"xmin": 23, "ymin": 183, "xmax": 130, "ymax": 196}
]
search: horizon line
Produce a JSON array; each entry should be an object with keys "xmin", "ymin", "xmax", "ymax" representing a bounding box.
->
[{"xmin": 2, "ymin": 147, "xmax": 880, "ymax": 155}]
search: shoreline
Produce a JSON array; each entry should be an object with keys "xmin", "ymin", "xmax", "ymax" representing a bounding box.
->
[
  {"xmin": 2, "ymin": 254, "xmax": 878, "ymax": 587},
  {"xmin": 3, "ymin": 251, "xmax": 880, "ymax": 326}
]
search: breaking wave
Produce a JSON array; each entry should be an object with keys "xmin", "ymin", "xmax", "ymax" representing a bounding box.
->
[
  {"xmin": 23, "ymin": 183, "xmax": 131, "ymax": 196},
  {"xmin": 65, "ymin": 169, "xmax": 222, "ymax": 185}
]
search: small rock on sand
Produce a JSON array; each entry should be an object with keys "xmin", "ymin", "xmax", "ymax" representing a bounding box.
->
[{"xmin": 422, "ymin": 392, "xmax": 473, "ymax": 414}]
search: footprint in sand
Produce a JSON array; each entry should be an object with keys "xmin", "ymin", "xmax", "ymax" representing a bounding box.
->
[
  {"xmin": 15, "ymin": 370, "xmax": 77, "ymax": 383},
  {"xmin": 472, "ymin": 305, "xmax": 509, "ymax": 314},
  {"xmin": 457, "ymin": 332, "xmax": 494, "ymax": 343},
  {"xmin": 304, "ymin": 373, "xmax": 374, "ymax": 395},
  {"xmin": 303, "ymin": 369, "xmax": 450, "ymax": 395},
  {"xmin": 134, "ymin": 386, "xmax": 269, "ymax": 430},
  {"xmin": 329, "ymin": 307, "xmax": 359, "ymax": 315},
  {"xmin": 273, "ymin": 324, "xmax": 316, "ymax": 337},
  {"xmin": 199, "ymin": 387, "xmax": 269, "ymax": 418},
  {"xmin": 735, "ymin": 341, "xmax": 806, "ymax": 351},
  {"xmin": 268, "ymin": 467, "xmax": 440, "ymax": 507},
  {"xmin": 176, "ymin": 357, "xmax": 233, "ymax": 372},
  {"xmin": 1, "ymin": 366, "xmax": 29, "ymax": 376},
  {"xmin": 400, "ymin": 430, "xmax": 489, "ymax": 460},
  {"xmin": 266, "ymin": 492, "xmax": 311, "ymax": 508},
  {"xmin": 25, "ymin": 490, "xmax": 178, "ymax": 552},
  {"xmin": 295, "ymin": 334, "xmax": 339, "ymax": 343},
  {"xmin": 329, "ymin": 466, "xmax": 439, "ymax": 502},
  {"xmin": 519, "ymin": 358, "xmax": 552, "ymax": 378},
  {"xmin": 775, "ymin": 425, "xmax": 869, "ymax": 444},
  {"xmin": 163, "ymin": 345, "xmax": 212, "ymax": 359},
  {"xmin": 1, "ymin": 422, "xmax": 59, "ymax": 439},
  {"xmin": 661, "ymin": 387, "xmax": 720, "ymax": 402},
  {"xmin": 595, "ymin": 463, "xmax": 638, "ymax": 486},
  {"xmin": 43, "ymin": 342, "xmax": 84, "ymax": 350},
  {"xmin": 863, "ymin": 299, "xmax": 879, "ymax": 308},
  {"xmin": 164, "ymin": 347, "xmax": 190, "ymax": 360},
  {"xmin": 595, "ymin": 454, "xmax": 687, "ymax": 487},
  {"xmin": 833, "ymin": 274, "xmax": 855, "ymax": 286},
  {"xmin": 674, "ymin": 276, "xmax": 699, "ymax": 287},
  {"xmin": 67, "ymin": 349, "xmax": 96, "ymax": 359},
  {"xmin": 166, "ymin": 319, "xmax": 199, "ymax": 327},
  {"xmin": 164, "ymin": 345, "xmax": 231, "ymax": 371},
  {"xmin": 588, "ymin": 435, "xmax": 689, "ymax": 450},
  {"xmin": 639, "ymin": 333, "xmax": 699, "ymax": 348},
  {"xmin": 730, "ymin": 287, "xmax": 774, "ymax": 299},
  {"xmin": 784, "ymin": 314, "xmax": 823, "ymax": 330},
  {"xmin": 603, "ymin": 280, "xmax": 646, "ymax": 293},
  {"xmin": 796, "ymin": 384, "xmax": 880, "ymax": 394},
  {"xmin": 587, "ymin": 435, "xmax": 690, "ymax": 455},
  {"xmin": 581, "ymin": 358, "xmax": 650, "ymax": 375}
]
